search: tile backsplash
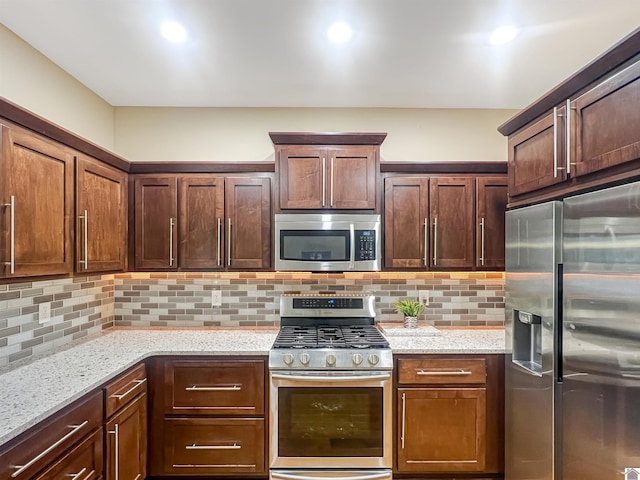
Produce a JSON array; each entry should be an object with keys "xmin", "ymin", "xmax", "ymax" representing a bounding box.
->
[{"xmin": 0, "ymin": 271, "xmax": 504, "ymax": 367}]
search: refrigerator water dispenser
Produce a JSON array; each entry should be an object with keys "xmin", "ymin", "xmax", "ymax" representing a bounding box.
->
[{"xmin": 512, "ymin": 310, "xmax": 542, "ymax": 376}]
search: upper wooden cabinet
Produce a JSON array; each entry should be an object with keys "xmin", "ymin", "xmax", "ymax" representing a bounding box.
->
[
  {"xmin": 134, "ymin": 174, "xmax": 271, "ymax": 270},
  {"xmin": 384, "ymin": 174, "xmax": 506, "ymax": 270},
  {"xmin": 76, "ymin": 155, "xmax": 128, "ymax": 273},
  {"xmin": 271, "ymin": 132, "xmax": 385, "ymax": 212},
  {"xmin": 0, "ymin": 124, "xmax": 74, "ymax": 278}
]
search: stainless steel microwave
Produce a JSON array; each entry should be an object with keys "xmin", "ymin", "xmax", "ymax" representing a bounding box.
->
[{"xmin": 274, "ymin": 214, "xmax": 381, "ymax": 271}]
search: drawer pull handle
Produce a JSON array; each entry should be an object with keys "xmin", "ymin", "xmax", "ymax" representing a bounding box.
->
[
  {"xmin": 185, "ymin": 385, "xmax": 241, "ymax": 391},
  {"xmin": 416, "ymin": 369, "xmax": 473, "ymax": 376},
  {"xmin": 11, "ymin": 420, "xmax": 89, "ymax": 477},
  {"xmin": 82, "ymin": 469, "xmax": 95, "ymax": 480},
  {"xmin": 185, "ymin": 443, "xmax": 241, "ymax": 450},
  {"xmin": 111, "ymin": 378, "xmax": 147, "ymax": 400},
  {"xmin": 67, "ymin": 467, "xmax": 87, "ymax": 480},
  {"xmin": 173, "ymin": 463, "xmax": 256, "ymax": 468}
]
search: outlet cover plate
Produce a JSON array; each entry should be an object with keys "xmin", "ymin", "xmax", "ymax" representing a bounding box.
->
[
  {"xmin": 211, "ymin": 290, "xmax": 222, "ymax": 307},
  {"xmin": 418, "ymin": 291, "xmax": 429, "ymax": 306},
  {"xmin": 39, "ymin": 303, "xmax": 51, "ymax": 324}
]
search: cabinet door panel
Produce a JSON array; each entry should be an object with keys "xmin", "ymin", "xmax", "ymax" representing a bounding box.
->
[
  {"xmin": 397, "ymin": 388, "xmax": 486, "ymax": 472},
  {"xmin": 278, "ymin": 147, "xmax": 325, "ymax": 209},
  {"xmin": 76, "ymin": 155, "xmax": 127, "ymax": 273},
  {"xmin": 225, "ymin": 177, "xmax": 271, "ymax": 269},
  {"xmin": 384, "ymin": 177, "xmax": 429, "ymax": 268},
  {"xmin": 106, "ymin": 393, "xmax": 147, "ymax": 480},
  {"xmin": 476, "ymin": 177, "xmax": 507, "ymax": 269},
  {"xmin": 134, "ymin": 176, "xmax": 178, "ymax": 269},
  {"xmin": 430, "ymin": 177, "xmax": 474, "ymax": 268},
  {"xmin": 1, "ymin": 125, "xmax": 74, "ymax": 277},
  {"xmin": 508, "ymin": 110, "xmax": 566, "ymax": 196},
  {"xmin": 179, "ymin": 176, "xmax": 225, "ymax": 269},
  {"xmin": 329, "ymin": 146, "xmax": 377, "ymax": 209},
  {"xmin": 33, "ymin": 428, "xmax": 103, "ymax": 480},
  {"xmin": 574, "ymin": 60, "xmax": 640, "ymax": 177}
]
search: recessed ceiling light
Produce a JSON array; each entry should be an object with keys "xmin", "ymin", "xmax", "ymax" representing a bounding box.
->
[
  {"xmin": 327, "ymin": 22, "xmax": 352, "ymax": 44},
  {"xmin": 489, "ymin": 25, "xmax": 518, "ymax": 45},
  {"xmin": 161, "ymin": 21, "xmax": 187, "ymax": 43}
]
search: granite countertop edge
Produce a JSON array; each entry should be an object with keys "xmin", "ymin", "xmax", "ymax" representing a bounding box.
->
[{"xmin": 0, "ymin": 327, "xmax": 505, "ymax": 448}]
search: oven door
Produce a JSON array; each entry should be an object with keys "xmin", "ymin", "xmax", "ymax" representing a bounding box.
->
[{"xmin": 269, "ymin": 370, "xmax": 392, "ymax": 469}]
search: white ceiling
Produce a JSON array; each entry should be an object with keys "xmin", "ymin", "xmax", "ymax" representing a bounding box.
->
[{"xmin": 1, "ymin": 0, "xmax": 639, "ymax": 109}]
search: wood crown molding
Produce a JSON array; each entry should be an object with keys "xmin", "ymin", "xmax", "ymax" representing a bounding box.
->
[
  {"xmin": 269, "ymin": 132, "xmax": 387, "ymax": 145},
  {"xmin": 381, "ymin": 161, "xmax": 507, "ymax": 174}
]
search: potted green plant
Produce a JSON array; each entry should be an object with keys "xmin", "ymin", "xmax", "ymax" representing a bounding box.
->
[{"xmin": 394, "ymin": 298, "xmax": 425, "ymax": 328}]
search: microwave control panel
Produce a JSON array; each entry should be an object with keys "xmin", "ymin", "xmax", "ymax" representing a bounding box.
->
[{"xmin": 356, "ymin": 230, "xmax": 377, "ymax": 260}]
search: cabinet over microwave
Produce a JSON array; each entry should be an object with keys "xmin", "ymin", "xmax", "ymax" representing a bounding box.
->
[{"xmin": 274, "ymin": 214, "xmax": 381, "ymax": 272}]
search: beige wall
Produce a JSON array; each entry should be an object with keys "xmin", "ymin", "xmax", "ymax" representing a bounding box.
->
[
  {"xmin": 0, "ymin": 25, "xmax": 115, "ymax": 150},
  {"xmin": 1, "ymin": 24, "xmax": 516, "ymax": 163},
  {"xmin": 115, "ymin": 106, "xmax": 517, "ymax": 162}
]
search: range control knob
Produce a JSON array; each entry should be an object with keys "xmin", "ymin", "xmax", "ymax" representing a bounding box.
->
[
  {"xmin": 326, "ymin": 354, "xmax": 337, "ymax": 367},
  {"xmin": 352, "ymin": 353, "xmax": 363, "ymax": 366},
  {"xmin": 299, "ymin": 353, "xmax": 311, "ymax": 366},
  {"xmin": 368, "ymin": 354, "xmax": 380, "ymax": 366},
  {"xmin": 283, "ymin": 353, "xmax": 294, "ymax": 365}
]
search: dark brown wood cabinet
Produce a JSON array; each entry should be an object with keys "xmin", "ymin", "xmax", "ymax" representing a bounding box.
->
[
  {"xmin": 395, "ymin": 355, "xmax": 504, "ymax": 476},
  {"xmin": 0, "ymin": 124, "xmax": 74, "ymax": 278},
  {"xmin": 33, "ymin": 428, "xmax": 103, "ymax": 480},
  {"xmin": 277, "ymin": 145, "xmax": 377, "ymax": 210},
  {"xmin": 76, "ymin": 154, "xmax": 128, "ymax": 273},
  {"xmin": 148, "ymin": 357, "xmax": 267, "ymax": 476},
  {"xmin": 134, "ymin": 175, "xmax": 271, "ymax": 270},
  {"xmin": 476, "ymin": 176, "xmax": 508, "ymax": 269}
]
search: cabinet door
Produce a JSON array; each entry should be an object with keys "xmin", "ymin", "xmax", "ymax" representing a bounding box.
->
[
  {"xmin": 278, "ymin": 146, "xmax": 325, "ymax": 209},
  {"xmin": 508, "ymin": 108, "xmax": 567, "ymax": 196},
  {"xmin": 430, "ymin": 177, "xmax": 474, "ymax": 268},
  {"xmin": 225, "ymin": 177, "xmax": 271, "ymax": 269},
  {"xmin": 383, "ymin": 177, "xmax": 429, "ymax": 269},
  {"xmin": 573, "ymin": 59, "xmax": 640, "ymax": 178},
  {"xmin": 179, "ymin": 176, "xmax": 225, "ymax": 269},
  {"xmin": 476, "ymin": 176, "xmax": 507, "ymax": 269},
  {"xmin": 328, "ymin": 146, "xmax": 377, "ymax": 209},
  {"xmin": 76, "ymin": 155, "xmax": 127, "ymax": 273},
  {"xmin": 106, "ymin": 393, "xmax": 147, "ymax": 480},
  {"xmin": 397, "ymin": 388, "xmax": 486, "ymax": 472},
  {"xmin": 134, "ymin": 176, "xmax": 178, "ymax": 269},
  {"xmin": 0, "ymin": 125, "xmax": 74, "ymax": 277}
]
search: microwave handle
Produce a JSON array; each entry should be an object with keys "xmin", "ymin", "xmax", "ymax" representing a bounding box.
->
[{"xmin": 349, "ymin": 223, "xmax": 355, "ymax": 269}]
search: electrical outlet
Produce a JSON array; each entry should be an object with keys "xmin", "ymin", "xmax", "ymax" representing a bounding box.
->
[
  {"xmin": 211, "ymin": 290, "xmax": 222, "ymax": 307},
  {"xmin": 418, "ymin": 291, "xmax": 429, "ymax": 306},
  {"xmin": 39, "ymin": 303, "xmax": 51, "ymax": 324}
]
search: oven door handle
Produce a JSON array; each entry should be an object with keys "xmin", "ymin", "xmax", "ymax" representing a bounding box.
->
[
  {"xmin": 271, "ymin": 472, "xmax": 390, "ymax": 480},
  {"xmin": 271, "ymin": 372, "xmax": 391, "ymax": 382}
]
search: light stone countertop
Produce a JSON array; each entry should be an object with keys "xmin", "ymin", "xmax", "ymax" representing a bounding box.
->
[{"xmin": 0, "ymin": 327, "xmax": 505, "ymax": 448}]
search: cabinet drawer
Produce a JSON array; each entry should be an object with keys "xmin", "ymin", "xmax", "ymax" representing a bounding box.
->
[
  {"xmin": 163, "ymin": 418, "xmax": 265, "ymax": 475},
  {"xmin": 397, "ymin": 357, "xmax": 487, "ymax": 385},
  {"xmin": 0, "ymin": 391, "xmax": 103, "ymax": 480},
  {"xmin": 164, "ymin": 359, "xmax": 265, "ymax": 415},
  {"xmin": 33, "ymin": 428, "xmax": 103, "ymax": 480},
  {"xmin": 104, "ymin": 363, "xmax": 147, "ymax": 418}
]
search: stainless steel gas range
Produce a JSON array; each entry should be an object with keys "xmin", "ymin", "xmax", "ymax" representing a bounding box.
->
[{"xmin": 269, "ymin": 292, "xmax": 393, "ymax": 480}]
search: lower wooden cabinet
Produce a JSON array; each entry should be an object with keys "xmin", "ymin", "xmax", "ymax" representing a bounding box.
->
[
  {"xmin": 34, "ymin": 428, "xmax": 103, "ymax": 480},
  {"xmin": 105, "ymin": 393, "xmax": 147, "ymax": 480}
]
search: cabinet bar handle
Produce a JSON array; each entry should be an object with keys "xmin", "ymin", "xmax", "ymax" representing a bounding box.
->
[
  {"xmin": 185, "ymin": 443, "xmax": 241, "ymax": 450},
  {"xmin": 11, "ymin": 420, "xmax": 89, "ymax": 477},
  {"xmin": 2, "ymin": 195, "xmax": 15, "ymax": 274},
  {"xmin": 185, "ymin": 384, "xmax": 241, "ymax": 391},
  {"xmin": 108, "ymin": 423, "xmax": 119, "ymax": 480},
  {"xmin": 423, "ymin": 218, "xmax": 428, "ymax": 267},
  {"xmin": 169, "ymin": 218, "xmax": 175, "ymax": 267},
  {"xmin": 322, "ymin": 157, "xmax": 326, "ymax": 207},
  {"xmin": 330, "ymin": 157, "xmax": 335, "ymax": 207},
  {"xmin": 216, "ymin": 217, "xmax": 222, "ymax": 266},
  {"xmin": 81, "ymin": 469, "xmax": 95, "ymax": 480},
  {"xmin": 416, "ymin": 369, "xmax": 473, "ymax": 376},
  {"xmin": 67, "ymin": 467, "xmax": 87, "ymax": 480},
  {"xmin": 401, "ymin": 392, "xmax": 406, "ymax": 449},
  {"xmin": 553, "ymin": 106, "xmax": 559, "ymax": 177},
  {"xmin": 173, "ymin": 464, "xmax": 256, "ymax": 468},
  {"xmin": 227, "ymin": 218, "xmax": 232, "ymax": 267},
  {"xmin": 78, "ymin": 210, "xmax": 88, "ymax": 269},
  {"xmin": 111, "ymin": 378, "xmax": 146, "ymax": 400},
  {"xmin": 432, "ymin": 217, "xmax": 438, "ymax": 266},
  {"xmin": 479, "ymin": 217, "xmax": 485, "ymax": 266},
  {"xmin": 566, "ymin": 99, "xmax": 573, "ymax": 171},
  {"xmin": 349, "ymin": 223, "xmax": 355, "ymax": 269}
]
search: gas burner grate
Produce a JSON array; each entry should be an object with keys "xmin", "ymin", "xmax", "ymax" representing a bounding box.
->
[{"xmin": 273, "ymin": 325, "xmax": 389, "ymax": 349}]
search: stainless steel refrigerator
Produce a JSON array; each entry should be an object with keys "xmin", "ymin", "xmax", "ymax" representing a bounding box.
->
[{"xmin": 505, "ymin": 181, "xmax": 640, "ymax": 480}]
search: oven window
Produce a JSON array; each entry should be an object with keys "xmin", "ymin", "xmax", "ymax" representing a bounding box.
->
[
  {"xmin": 280, "ymin": 230, "xmax": 349, "ymax": 261},
  {"xmin": 278, "ymin": 387, "xmax": 383, "ymax": 457}
]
